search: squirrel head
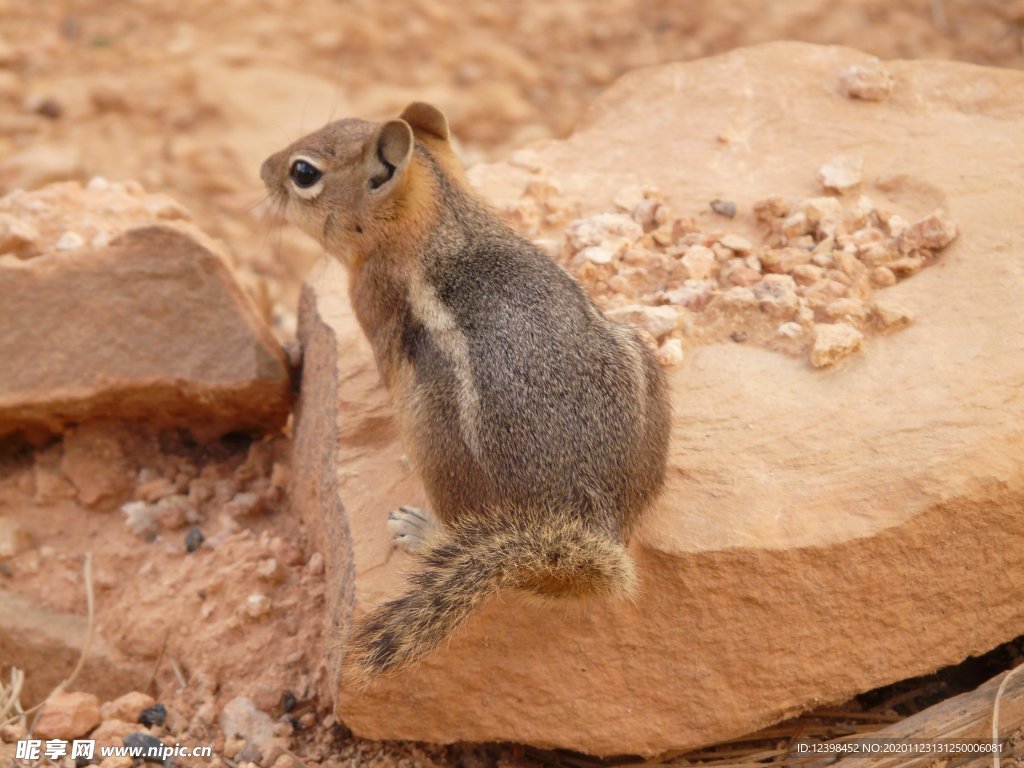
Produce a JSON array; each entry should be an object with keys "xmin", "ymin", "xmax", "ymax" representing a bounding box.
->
[{"xmin": 260, "ymin": 102, "xmax": 458, "ymax": 265}]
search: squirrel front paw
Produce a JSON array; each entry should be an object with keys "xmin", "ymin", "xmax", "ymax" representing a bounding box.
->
[{"xmin": 387, "ymin": 505, "xmax": 436, "ymax": 553}]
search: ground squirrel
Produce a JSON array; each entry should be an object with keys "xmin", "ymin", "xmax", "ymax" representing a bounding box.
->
[{"xmin": 261, "ymin": 103, "xmax": 670, "ymax": 683}]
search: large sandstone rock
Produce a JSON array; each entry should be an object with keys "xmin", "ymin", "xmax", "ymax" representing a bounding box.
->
[
  {"xmin": 0, "ymin": 181, "xmax": 290, "ymax": 439},
  {"xmin": 293, "ymin": 43, "xmax": 1024, "ymax": 755}
]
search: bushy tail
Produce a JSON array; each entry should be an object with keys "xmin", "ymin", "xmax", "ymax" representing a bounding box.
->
[{"xmin": 343, "ymin": 512, "xmax": 636, "ymax": 685}]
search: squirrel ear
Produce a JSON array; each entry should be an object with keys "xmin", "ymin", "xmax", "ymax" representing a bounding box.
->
[
  {"xmin": 399, "ymin": 102, "xmax": 450, "ymax": 142},
  {"xmin": 366, "ymin": 119, "xmax": 414, "ymax": 192}
]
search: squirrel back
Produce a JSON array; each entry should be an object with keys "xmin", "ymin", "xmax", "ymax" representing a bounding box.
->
[{"xmin": 261, "ymin": 103, "xmax": 670, "ymax": 683}]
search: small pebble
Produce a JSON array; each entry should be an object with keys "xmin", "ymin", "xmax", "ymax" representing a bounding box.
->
[
  {"xmin": 122, "ymin": 733, "xmax": 167, "ymax": 764},
  {"xmin": 138, "ymin": 703, "xmax": 167, "ymax": 727},
  {"xmin": 709, "ymin": 199, "xmax": 737, "ymax": 218},
  {"xmin": 719, "ymin": 234, "xmax": 753, "ymax": 254},
  {"xmin": 56, "ymin": 230, "xmax": 86, "ymax": 251},
  {"xmin": 839, "ymin": 62, "xmax": 894, "ymax": 101},
  {"xmin": 818, "ymin": 156, "xmax": 863, "ymax": 193},
  {"xmin": 246, "ymin": 593, "xmax": 272, "ymax": 619},
  {"xmin": 184, "ymin": 526, "xmax": 204, "ymax": 553},
  {"xmin": 280, "ymin": 691, "xmax": 297, "ymax": 713}
]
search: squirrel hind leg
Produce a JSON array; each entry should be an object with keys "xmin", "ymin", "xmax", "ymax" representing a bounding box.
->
[{"xmin": 387, "ymin": 505, "xmax": 438, "ymax": 553}]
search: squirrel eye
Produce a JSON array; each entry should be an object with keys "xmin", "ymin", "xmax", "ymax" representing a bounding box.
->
[{"xmin": 289, "ymin": 159, "xmax": 322, "ymax": 189}]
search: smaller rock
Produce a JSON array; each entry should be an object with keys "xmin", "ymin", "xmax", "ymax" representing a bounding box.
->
[
  {"xmin": 258, "ymin": 737, "xmax": 290, "ymax": 768},
  {"xmin": 565, "ymin": 213, "xmax": 642, "ymax": 255},
  {"xmin": 246, "ymin": 593, "xmax": 272, "ymax": 619},
  {"xmin": 575, "ymin": 245, "xmax": 615, "ymax": 265},
  {"xmin": 753, "ymin": 196, "xmax": 790, "ymax": 223},
  {"xmin": 718, "ymin": 286, "xmax": 757, "ymax": 309},
  {"xmin": 871, "ymin": 266, "xmax": 897, "ymax": 287},
  {"xmin": 810, "ymin": 323, "xmax": 864, "ymax": 368},
  {"xmin": 657, "ymin": 338, "xmax": 684, "ymax": 367},
  {"xmin": 91, "ymin": 718, "xmax": 137, "ymax": 748},
  {"xmin": 901, "ymin": 210, "xmax": 958, "ymax": 251},
  {"xmin": 280, "ymin": 691, "xmax": 297, "ymax": 713},
  {"xmin": 818, "ymin": 156, "xmax": 863, "ymax": 193},
  {"xmin": 256, "ymin": 557, "xmax": 284, "ymax": 583},
  {"xmin": 777, "ymin": 322, "xmax": 803, "ymax": 339},
  {"xmin": 185, "ymin": 526, "xmax": 205, "ymax": 553},
  {"xmin": 220, "ymin": 697, "xmax": 276, "ymax": 747},
  {"xmin": 781, "ymin": 211, "xmax": 810, "ymax": 238},
  {"xmin": 719, "ymin": 234, "xmax": 753, "ymax": 254},
  {"xmin": 0, "ymin": 517, "xmax": 32, "ymax": 558},
  {"xmin": 824, "ymin": 298, "xmax": 868, "ymax": 323},
  {"xmin": 100, "ymin": 691, "xmax": 155, "ymax": 723},
  {"xmin": 34, "ymin": 691, "xmax": 101, "ymax": 740},
  {"xmin": 155, "ymin": 495, "xmax": 192, "ymax": 530},
  {"xmin": 136, "ymin": 477, "xmax": 178, "ymax": 502},
  {"xmin": 728, "ymin": 266, "xmax": 762, "ymax": 287},
  {"xmin": 225, "ymin": 491, "xmax": 264, "ymax": 518},
  {"xmin": 681, "ymin": 245, "xmax": 717, "ymax": 281},
  {"xmin": 872, "ymin": 299, "xmax": 914, "ymax": 333},
  {"xmin": 122, "ymin": 501, "xmax": 160, "ymax": 540},
  {"xmin": 138, "ymin": 703, "xmax": 167, "ymax": 727},
  {"xmin": 752, "ymin": 274, "xmax": 800, "ymax": 316},
  {"xmin": 56, "ymin": 231, "xmax": 85, "ymax": 251},
  {"xmin": 224, "ymin": 737, "xmax": 246, "ymax": 759},
  {"xmin": 709, "ymin": 199, "xmax": 737, "ymax": 218},
  {"xmin": 305, "ymin": 551, "xmax": 324, "ymax": 576},
  {"xmin": 605, "ymin": 305, "xmax": 678, "ymax": 340},
  {"xmin": 0, "ymin": 213, "xmax": 40, "ymax": 257},
  {"xmin": 839, "ymin": 62, "xmax": 894, "ymax": 101},
  {"xmin": 122, "ymin": 732, "xmax": 167, "ymax": 764}
]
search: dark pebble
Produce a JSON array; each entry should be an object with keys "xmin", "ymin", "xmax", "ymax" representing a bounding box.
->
[
  {"xmin": 123, "ymin": 733, "xmax": 170, "ymax": 766},
  {"xmin": 730, "ymin": 331, "xmax": 748, "ymax": 343},
  {"xmin": 710, "ymin": 199, "xmax": 737, "ymax": 218},
  {"xmin": 138, "ymin": 703, "xmax": 167, "ymax": 727},
  {"xmin": 281, "ymin": 690, "xmax": 297, "ymax": 713},
  {"xmin": 185, "ymin": 526, "xmax": 204, "ymax": 553}
]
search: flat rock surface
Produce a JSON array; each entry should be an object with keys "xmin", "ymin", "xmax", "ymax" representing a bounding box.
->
[
  {"xmin": 0, "ymin": 182, "xmax": 291, "ymax": 438},
  {"xmin": 294, "ymin": 42, "xmax": 1024, "ymax": 755}
]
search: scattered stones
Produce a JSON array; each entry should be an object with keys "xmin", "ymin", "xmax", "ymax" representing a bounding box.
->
[
  {"xmin": 100, "ymin": 691, "xmax": 155, "ymax": 723},
  {"xmin": 818, "ymin": 155, "xmax": 863, "ymax": 192},
  {"xmin": 709, "ymin": 199, "xmax": 737, "ymax": 218},
  {"xmin": 839, "ymin": 62, "xmax": 895, "ymax": 101},
  {"xmin": 34, "ymin": 691, "xmax": 102, "ymax": 740},
  {"xmin": 559, "ymin": 176, "xmax": 955, "ymax": 368},
  {"xmin": 810, "ymin": 322, "xmax": 864, "ymax": 368}
]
